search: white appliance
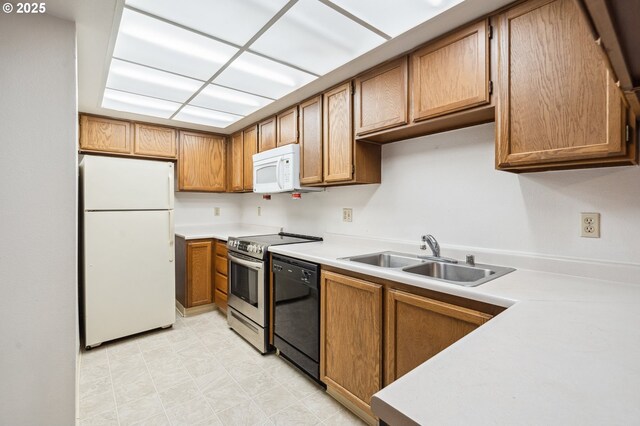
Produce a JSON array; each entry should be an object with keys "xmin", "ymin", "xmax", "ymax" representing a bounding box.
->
[
  {"xmin": 252, "ymin": 144, "xmax": 322, "ymax": 194},
  {"xmin": 80, "ymin": 155, "xmax": 175, "ymax": 348}
]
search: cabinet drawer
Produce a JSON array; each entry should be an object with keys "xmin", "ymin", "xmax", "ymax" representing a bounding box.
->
[
  {"xmin": 216, "ymin": 243, "xmax": 228, "ymax": 257},
  {"xmin": 215, "ymin": 255, "xmax": 228, "ymax": 275},
  {"xmin": 215, "ymin": 272, "xmax": 228, "ymax": 294},
  {"xmin": 215, "ymin": 289, "xmax": 228, "ymax": 312}
]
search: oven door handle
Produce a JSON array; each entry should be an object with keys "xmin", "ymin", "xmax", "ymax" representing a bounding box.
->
[{"xmin": 228, "ymin": 252, "xmax": 263, "ymax": 270}]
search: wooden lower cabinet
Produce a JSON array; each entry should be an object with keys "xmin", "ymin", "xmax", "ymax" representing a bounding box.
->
[
  {"xmin": 385, "ymin": 289, "xmax": 492, "ymax": 385},
  {"xmin": 320, "ymin": 271, "xmax": 382, "ymax": 424},
  {"xmin": 214, "ymin": 241, "xmax": 229, "ymax": 313},
  {"xmin": 175, "ymin": 237, "xmax": 217, "ymax": 316},
  {"xmin": 320, "ymin": 269, "xmax": 501, "ymax": 423}
]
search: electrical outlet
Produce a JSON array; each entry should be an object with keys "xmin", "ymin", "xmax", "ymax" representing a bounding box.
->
[
  {"xmin": 257, "ymin": 206, "xmax": 261, "ymax": 216},
  {"xmin": 581, "ymin": 212, "xmax": 600, "ymax": 238},
  {"xmin": 342, "ymin": 208, "xmax": 353, "ymax": 223},
  {"xmin": 214, "ymin": 207, "xmax": 220, "ymax": 216}
]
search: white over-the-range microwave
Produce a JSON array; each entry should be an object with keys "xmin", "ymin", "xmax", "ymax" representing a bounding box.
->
[{"xmin": 252, "ymin": 144, "xmax": 322, "ymax": 194}]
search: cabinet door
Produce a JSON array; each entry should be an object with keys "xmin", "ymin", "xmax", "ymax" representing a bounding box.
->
[
  {"xmin": 243, "ymin": 125, "xmax": 258, "ymax": 191},
  {"xmin": 80, "ymin": 115, "xmax": 132, "ymax": 154},
  {"xmin": 178, "ymin": 131, "xmax": 226, "ymax": 191},
  {"xmin": 258, "ymin": 116, "xmax": 277, "ymax": 152},
  {"xmin": 355, "ymin": 57, "xmax": 408, "ymax": 135},
  {"xmin": 323, "ymin": 83, "xmax": 354, "ymax": 183},
  {"xmin": 229, "ymin": 131, "xmax": 244, "ymax": 191},
  {"xmin": 133, "ymin": 123, "xmax": 177, "ymax": 158},
  {"xmin": 299, "ymin": 96, "xmax": 323, "ymax": 185},
  {"xmin": 385, "ymin": 289, "xmax": 491, "ymax": 385},
  {"xmin": 321, "ymin": 271, "xmax": 382, "ymax": 418},
  {"xmin": 411, "ymin": 20, "xmax": 489, "ymax": 122},
  {"xmin": 496, "ymin": 0, "xmax": 628, "ymax": 168},
  {"xmin": 277, "ymin": 106, "xmax": 298, "ymax": 147},
  {"xmin": 187, "ymin": 241, "xmax": 213, "ymax": 307}
]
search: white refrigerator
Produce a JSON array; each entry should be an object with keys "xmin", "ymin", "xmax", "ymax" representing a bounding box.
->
[{"xmin": 81, "ymin": 155, "xmax": 175, "ymax": 348}]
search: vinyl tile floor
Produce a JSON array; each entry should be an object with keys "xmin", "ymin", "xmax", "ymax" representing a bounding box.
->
[{"xmin": 78, "ymin": 309, "xmax": 366, "ymax": 425}]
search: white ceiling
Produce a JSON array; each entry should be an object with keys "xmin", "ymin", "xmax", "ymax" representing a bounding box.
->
[{"xmin": 45, "ymin": 0, "xmax": 515, "ymax": 135}]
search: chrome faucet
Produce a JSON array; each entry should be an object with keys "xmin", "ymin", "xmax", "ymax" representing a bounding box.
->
[{"xmin": 420, "ymin": 234, "xmax": 458, "ymax": 263}]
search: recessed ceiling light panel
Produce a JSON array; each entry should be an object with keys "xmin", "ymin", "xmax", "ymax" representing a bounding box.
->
[
  {"xmin": 190, "ymin": 84, "xmax": 274, "ymax": 116},
  {"xmin": 329, "ymin": 0, "xmax": 464, "ymax": 37},
  {"xmin": 125, "ymin": 0, "xmax": 288, "ymax": 46},
  {"xmin": 114, "ymin": 8, "xmax": 238, "ymax": 80},
  {"xmin": 174, "ymin": 105, "xmax": 243, "ymax": 127},
  {"xmin": 250, "ymin": 0, "xmax": 386, "ymax": 75},
  {"xmin": 214, "ymin": 52, "xmax": 317, "ymax": 99},
  {"xmin": 102, "ymin": 89, "xmax": 181, "ymax": 118},
  {"xmin": 106, "ymin": 59, "xmax": 203, "ymax": 103}
]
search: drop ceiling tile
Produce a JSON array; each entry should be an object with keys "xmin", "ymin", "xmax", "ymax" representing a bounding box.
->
[
  {"xmin": 190, "ymin": 84, "xmax": 273, "ymax": 116},
  {"xmin": 175, "ymin": 105, "xmax": 243, "ymax": 127},
  {"xmin": 106, "ymin": 59, "xmax": 203, "ymax": 103},
  {"xmin": 328, "ymin": 0, "xmax": 465, "ymax": 38},
  {"xmin": 102, "ymin": 89, "xmax": 181, "ymax": 119},
  {"xmin": 250, "ymin": 0, "xmax": 386, "ymax": 75},
  {"xmin": 214, "ymin": 52, "xmax": 316, "ymax": 99},
  {"xmin": 114, "ymin": 8, "xmax": 238, "ymax": 80},
  {"xmin": 125, "ymin": 0, "xmax": 288, "ymax": 46}
]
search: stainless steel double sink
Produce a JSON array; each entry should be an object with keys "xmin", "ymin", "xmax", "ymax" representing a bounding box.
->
[{"xmin": 341, "ymin": 251, "xmax": 515, "ymax": 287}]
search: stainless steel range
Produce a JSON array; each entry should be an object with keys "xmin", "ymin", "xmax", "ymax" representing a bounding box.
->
[{"xmin": 226, "ymin": 232, "xmax": 322, "ymax": 353}]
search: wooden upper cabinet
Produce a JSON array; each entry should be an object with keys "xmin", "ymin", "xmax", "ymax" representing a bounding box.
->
[
  {"xmin": 243, "ymin": 125, "xmax": 258, "ymax": 191},
  {"xmin": 80, "ymin": 115, "xmax": 132, "ymax": 154},
  {"xmin": 277, "ymin": 107, "xmax": 298, "ymax": 147},
  {"xmin": 178, "ymin": 131, "xmax": 226, "ymax": 192},
  {"xmin": 229, "ymin": 131, "xmax": 244, "ymax": 192},
  {"xmin": 496, "ymin": 0, "xmax": 633, "ymax": 170},
  {"xmin": 321, "ymin": 271, "xmax": 382, "ymax": 419},
  {"xmin": 186, "ymin": 240, "xmax": 213, "ymax": 307},
  {"xmin": 323, "ymin": 82, "xmax": 354, "ymax": 183},
  {"xmin": 411, "ymin": 19, "xmax": 490, "ymax": 122},
  {"xmin": 385, "ymin": 289, "xmax": 491, "ymax": 386},
  {"xmin": 355, "ymin": 57, "xmax": 409, "ymax": 135},
  {"xmin": 299, "ymin": 96, "xmax": 323, "ymax": 185},
  {"xmin": 133, "ymin": 123, "xmax": 177, "ymax": 158},
  {"xmin": 258, "ymin": 116, "xmax": 277, "ymax": 152}
]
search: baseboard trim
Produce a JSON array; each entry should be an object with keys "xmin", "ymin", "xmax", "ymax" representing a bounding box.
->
[{"xmin": 175, "ymin": 300, "xmax": 216, "ymax": 317}]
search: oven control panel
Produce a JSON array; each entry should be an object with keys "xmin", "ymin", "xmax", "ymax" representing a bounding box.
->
[{"xmin": 227, "ymin": 238, "xmax": 265, "ymax": 257}]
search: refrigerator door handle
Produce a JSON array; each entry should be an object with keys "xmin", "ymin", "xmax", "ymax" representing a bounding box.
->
[
  {"xmin": 168, "ymin": 210, "xmax": 174, "ymax": 263},
  {"xmin": 167, "ymin": 175, "xmax": 172, "ymax": 207}
]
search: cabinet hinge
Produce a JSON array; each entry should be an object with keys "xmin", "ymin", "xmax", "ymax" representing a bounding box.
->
[
  {"xmin": 350, "ymin": 82, "xmax": 354, "ymax": 96},
  {"xmin": 626, "ymin": 124, "xmax": 631, "ymax": 143},
  {"xmin": 352, "ymin": 164, "xmax": 355, "ymax": 176},
  {"xmin": 489, "ymin": 80, "xmax": 494, "ymax": 96},
  {"xmin": 297, "ymin": 130, "xmax": 300, "ymax": 139},
  {"xmin": 489, "ymin": 25, "xmax": 493, "ymax": 40}
]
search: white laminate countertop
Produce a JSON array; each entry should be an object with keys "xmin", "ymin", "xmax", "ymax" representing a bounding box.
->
[
  {"xmin": 268, "ymin": 235, "xmax": 640, "ymax": 425},
  {"xmin": 174, "ymin": 223, "xmax": 281, "ymax": 241}
]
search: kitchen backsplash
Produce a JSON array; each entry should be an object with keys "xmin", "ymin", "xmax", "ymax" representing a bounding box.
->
[{"xmin": 176, "ymin": 123, "xmax": 640, "ymax": 265}]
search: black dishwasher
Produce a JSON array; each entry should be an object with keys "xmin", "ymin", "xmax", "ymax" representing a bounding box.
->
[{"xmin": 272, "ymin": 254, "xmax": 322, "ymax": 384}]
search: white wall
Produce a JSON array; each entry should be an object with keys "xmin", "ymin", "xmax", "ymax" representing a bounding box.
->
[
  {"xmin": 231, "ymin": 123, "xmax": 640, "ymax": 265},
  {"xmin": 174, "ymin": 192, "xmax": 243, "ymax": 225},
  {"xmin": 0, "ymin": 13, "xmax": 77, "ymax": 425}
]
